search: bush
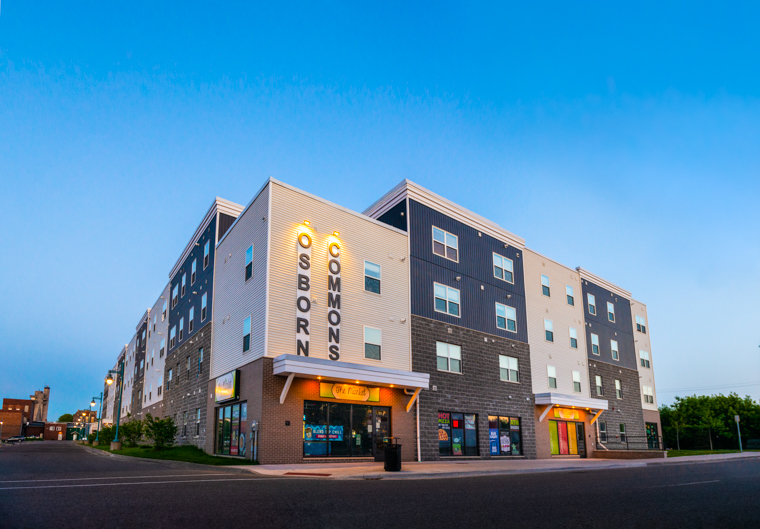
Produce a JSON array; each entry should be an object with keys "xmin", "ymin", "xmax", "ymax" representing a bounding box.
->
[
  {"xmin": 97, "ymin": 425, "xmax": 116, "ymax": 445},
  {"xmin": 119, "ymin": 415, "xmax": 144, "ymax": 447},
  {"xmin": 143, "ymin": 414, "xmax": 178, "ymax": 451}
]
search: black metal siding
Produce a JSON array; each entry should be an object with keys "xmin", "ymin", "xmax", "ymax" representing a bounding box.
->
[
  {"xmin": 218, "ymin": 213, "xmax": 237, "ymax": 241},
  {"xmin": 376, "ymin": 199, "xmax": 407, "ymax": 232},
  {"xmin": 580, "ymin": 280, "xmax": 636, "ymax": 370}
]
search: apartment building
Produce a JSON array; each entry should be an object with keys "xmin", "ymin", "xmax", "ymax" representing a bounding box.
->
[
  {"xmin": 631, "ymin": 298, "xmax": 661, "ymax": 444},
  {"xmin": 142, "ymin": 285, "xmax": 170, "ymax": 418}
]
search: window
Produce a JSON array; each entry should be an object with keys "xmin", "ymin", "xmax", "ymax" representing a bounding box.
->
[
  {"xmin": 588, "ymin": 293, "xmax": 596, "ymax": 315},
  {"xmin": 196, "ymin": 408, "xmax": 201, "ymax": 436},
  {"xmin": 436, "ymin": 342, "xmax": 462, "ymax": 373},
  {"xmin": 599, "ymin": 421, "xmax": 608, "ymax": 443},
  {"xmin": 167, "ymin": 369, "xmax": 173, "ymax": 390},
  {"xmin": 439, "ymin": 412, "xmax": 479, "ymax": 456},
  {"xmin": 569, "ymin": 327, "xmax": 578, "ymax": 349},
  {"xmin": 183, "ymin": 411, "xmax": 188, "ymax": 437},
  {"xmin": 499, "ymin": 355, "xmax": 519, "ymax": 382},
  {"xmin": 186, "ymin": 356, "xmax": 191, "ymax": 371},
  {"xmin": 162, "ymin": 301, "xmax": 167, "ymax": 321},
  {"xmin": 364, "ymin": 261, "xmax": 381, "ymax": 294},
  {"xmin": 643, "ymin": 385, "xmax": 654, "ymax": 404},
  {"xmin": 245, "ymin": 245, "xmax": 253, "ymax": 281},
  {"xmin": 198, "ymin": 348, "xmax": 204, "ymax": 376},
  {"xmin": 179, "ymin": 318, "xmax": 184, "ymax": 341},
  {"xmin": 619, "ymin": 424, "xmax": 627, "ymax": 443},
  {"xmin": 170, "ymin": 327, "xmax": 176, "ymax": 348},
  {"xmin": 611, "ymin": 339, "xmax": 619, "ymax": 361},
  {"xmin": 191, "ymin": 259, "xmax": 197, "ymax": 284},
  {"xmin": 591, "ymin": 334, "xmax": 600, "ymax": 355},
  {"xmin": 595, "ymin": 375, "xmax": 603, "ymax": 395},
  {"xmin": 172, "ymin": 284, "xmax": 179, "ymax": 308},
  {"xmin": 615, "ymin": 379, "xmax": 622, "ymax": 399},
  {"xmin": 152, "ymin": 314, "xmax": 156, "ymax": 332},
  {"xmin": 434, "ymin": 283, "xmax": 460, "ymax": 317},
  {"xmin": 640, "ymin": 350, "xmax": 650, "ymax": 368},
  {"xmin": 140, "ymin": 359, "xmax": 144, "ymax": 372},
  {"xmin": 243, "ymin": 316, "xmax": 251, "ymax": 352},
  {"xmin": 544, "ymin": 319, "xmax": 554, "ymax": 342},
  {"xmin": 547, "ymin": 366, "xmax": 557, "ymax": 389},
  {"xmin": 487, "ymin": 416, "xmax": 522, "ymax": 455},
  {"xmin": 189, "ymin": 306, "xmax": 194, "ymax": 333},
  {"xmin": 201, "ymin": 293, "xmax": 207, "ymax": 321},
  {"xmin": 151, "ymin": 349, "xmax": 154, "ymax": 366},
  {"xmin": 607, "ymin": 301, "xmax": 615, "ymax": 322},
  {"xmin": 432, "ymin": 226, "xmax": 458, "ymax": 261},
  {"xmin": 493, "ymin": 253, "xmax": 514, "ymax": 283},
  {"xmin": 495, "ymin": 303, "xmax": 517, "ymax": 332},
  {"xmin": 364, "ymin": 327, "xmax": 382, "ymax": 360},
  {"xmin": 541, "ymin": 275, "xmax": 551, "ymax": 297},
  {"xmin": 572, "ymin": 370, "xmax": 581, "ymax": 393},
  {"xmin": 158, "ymin": 380, "xmax": 162, "ymax": 396},
  {"xmin": 636, "ymin": 315, "xmax": 647, "ymax": 334},
  {"xmin": 566, "ymin": 285, "xmax": 574, "ymax": 306},
  {"xmin": 203, "ymin": 240, "xmax": 210, "ymax": 268},
  {"xmin": 181, "ymin": 273, "xmax": 187, "ymax": 297},
  {"xmin": 160, "ymin": 338, "xmax": 165, "ymax": 358}
]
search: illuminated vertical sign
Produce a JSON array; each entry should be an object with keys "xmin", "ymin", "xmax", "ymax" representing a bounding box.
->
[
  {"xmin": 327, "ymin": 240, "xmax": 341, "ymax": 360},
  {"xmin": 296, "ymin": 231, "xmax": 312, "ymax": 356}
]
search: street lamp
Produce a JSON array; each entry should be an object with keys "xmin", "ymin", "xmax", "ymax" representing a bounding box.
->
[
  {"xmin": 91, "ymin": 393, "xmax": 103, "ymax": 445},
  {"xmin": 106, "ymin": 361, "xmax": 125, "ymax": 450},
  {"xmin": 1, "ymin": 421, "xmax": 3, "ymax": 441}
]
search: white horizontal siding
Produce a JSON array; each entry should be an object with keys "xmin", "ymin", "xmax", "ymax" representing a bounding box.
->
[
  {"xmin": 143, "ymin": 284, "xmax": 169, "ymax": 410},
  {"xmin": 631, "ymin": 299, "xmax": 658, "ymax": 410}
]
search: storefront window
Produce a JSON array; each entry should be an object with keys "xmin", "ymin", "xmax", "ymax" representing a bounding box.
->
[
  {"xmin": 214, "ymin": 401, "xmax": 248, "ymax": 457},
  {"xmin": 303, "ymin": 401, "xmax": 389, "ymax": 458},
  {"xmin": 439, "ymin": 412, "xmax": 478, "ymax": 456},
  {"xmin": 488, "ymin": 415, "xmax": 522, "ymax": 456}
]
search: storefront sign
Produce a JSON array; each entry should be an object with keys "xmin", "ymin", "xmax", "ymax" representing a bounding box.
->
[
  {"xmin": 554, "ymin": 408, "xmax": 580, "ymax": 420},
  {"xmin": 319, "ymin": 382, "xmax": 379, "ymax": 402},
  {"xmin": 296, "ymin": 230, "xmax": 312, "ymax": 357},
  {"xmin": 215, "ymin": 370, "xmax": 239, "ymax": 403},
  {"xmin": 304, "ymin": 424, "xmax": 344, "ymax": 441},
  {"xmin": 327, "ymin": 241, "xmax": 341, "ymax": 360}
]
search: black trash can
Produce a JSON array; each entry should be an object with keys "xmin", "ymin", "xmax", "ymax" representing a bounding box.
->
[{"xmin": 384, "ymin": 438, "xmax": 402, "ymax": 472}]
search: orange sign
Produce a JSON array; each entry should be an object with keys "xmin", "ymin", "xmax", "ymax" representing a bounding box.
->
[{"xmin": 554, "ymin": 408, "xmax": 580, "ymax": 420}]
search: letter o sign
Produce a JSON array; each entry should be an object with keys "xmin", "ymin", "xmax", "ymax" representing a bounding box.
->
[
  {"xmin": 297, "ymin": 296, "xmax": 311, "ymax": 313},
  {"xmin": 298, "ymin": 233, "xmax": 312, "ymax": 249}
]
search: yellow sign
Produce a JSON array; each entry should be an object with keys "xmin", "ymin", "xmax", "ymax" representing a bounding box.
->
[
  {"xmin": 319, "ymin": 382, "xmax": 380, "ymax": 402},
  {"xmin": 554, "ymin": 408, "xmax": 580, "ymax": 420}
]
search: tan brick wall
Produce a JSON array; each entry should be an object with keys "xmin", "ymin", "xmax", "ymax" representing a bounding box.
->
[{"xmin": 0, "ymin": 410, "xmax": 24, "ymax": 439}]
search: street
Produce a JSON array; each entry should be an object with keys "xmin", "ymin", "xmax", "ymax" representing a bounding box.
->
[{"xmin": 2, "ymin": 442, "xmax": 760, "ymax": 528}]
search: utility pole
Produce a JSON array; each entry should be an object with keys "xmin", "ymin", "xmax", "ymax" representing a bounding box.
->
[{"xmin": 735, "ymin": 415, "xmax": 743, "ymax": 453}]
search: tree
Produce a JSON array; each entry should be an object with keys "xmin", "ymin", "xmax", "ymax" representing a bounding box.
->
[
  {"xmin": 58, "ymin": 413, "xmax": 74, "ymax": 422},
  {"xmin": 119, "ymin": 414, "xmax": 144, "ymax": 447},
  {"xmin": 143, "ymin": 414, "xmax": 178, "ymax": 450}
]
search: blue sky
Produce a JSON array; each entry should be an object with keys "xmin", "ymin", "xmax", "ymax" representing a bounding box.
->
[{"xmin": 1, "ymin": 1, "xmax": 758, "ymax": 420}]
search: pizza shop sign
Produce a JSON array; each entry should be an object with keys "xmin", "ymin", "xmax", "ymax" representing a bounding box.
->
[{"xmin": 296, "ymin": 229, "xmax": 341, "ymax": 361}]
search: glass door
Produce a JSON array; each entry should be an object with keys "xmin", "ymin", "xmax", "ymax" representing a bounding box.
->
[
  {"xmin": 646, "ymin": 423, "xmax": 659, "ymax": 449},
  {"xmin": 576, "ymin": 422, "xmax": 586, "ymax": 458},
  {"xmin": 372, "ymin": 407, "xmax": 391, "ymax": 460}
]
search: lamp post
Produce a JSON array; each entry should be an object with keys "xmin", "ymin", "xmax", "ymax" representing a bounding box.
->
[
  {"xmin": 106, "ymin": 361, "xmax": 125, "ymax": 450},
  {"xmin": 1, "ymin": 421, "xmax": 4, "ymax": 442},
  {"xmin": 91, "ymin": 393, "xmax": 103, "ymax": 446}
]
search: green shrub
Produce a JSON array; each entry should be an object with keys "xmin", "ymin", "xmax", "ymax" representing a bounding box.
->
[
  {"xmin": 119, "ymin": 414, "xmax": 144, "ymax": 447},
  {"xmin": 143, "ymin": 414, "xmax": 178, "ymax": 451}
]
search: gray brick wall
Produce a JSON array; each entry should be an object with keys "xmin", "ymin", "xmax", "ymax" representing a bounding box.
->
[
  {"xmin": 163, "ymin": 321, "xmax": 212, "ymax": 448},
  {"xmin": 412, "ymin": 315, "xmax": 537, "ymax": 460},
  {"xmin": 588, "ymin": 361, "xmax": 646, "ymax": 445}
]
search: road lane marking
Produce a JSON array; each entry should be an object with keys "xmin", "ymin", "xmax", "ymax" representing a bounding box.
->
[
  {"xmin": 0, "ymin": 473, "xmax": 232, "ymax": 484},
  {"xmin": 0, "ymin": 477, "xmax": 266, "ymax": 490},
  {"xmin": 655, "ymin": 480, "xmax": 721, "ymax": 488}
]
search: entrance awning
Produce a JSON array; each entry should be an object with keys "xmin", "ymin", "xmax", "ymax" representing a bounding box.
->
[
  {"xmin": 272, "ymin": 354, "xmax": 430, "ymax": 410},
  {"xmin": 534, "ymin": 392, "xmax": 609, "ymax": 424}
]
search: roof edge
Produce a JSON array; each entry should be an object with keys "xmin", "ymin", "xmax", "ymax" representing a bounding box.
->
[{"xmin": 576, "ymin": 267, "xmax": 632, "ymax": 299}]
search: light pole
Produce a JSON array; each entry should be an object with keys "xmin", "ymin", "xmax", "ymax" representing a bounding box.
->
[
  {"xmin": 1, "ymin": 421, "xmax": 4, "ymax": 442},
  {"xmin": 91, "ymin": 393, "xmax": 103, "ymax": 446},
  {"xmin": 106, "ymin": 361, "xmax": 125, "ymax": 450}
]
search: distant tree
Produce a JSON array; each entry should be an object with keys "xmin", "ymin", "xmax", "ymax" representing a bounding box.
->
[
  {"xmin": 57, "ymin": 413, "xmax": 74, "ymax": 422},
  {"xmin": 143, "ymin": 414, "xmax": 178, "ymax": 450}
]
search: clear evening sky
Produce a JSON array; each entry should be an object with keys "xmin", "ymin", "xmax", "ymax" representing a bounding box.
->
[{"xmin": 1, "ymin": 2, "xmax": 758, "ymax": 420}]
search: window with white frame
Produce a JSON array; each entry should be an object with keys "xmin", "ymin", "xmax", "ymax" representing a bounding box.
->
[
  {"xmin": 432, "ymin": 226, "xmax": 458, "ymax": 261},
  {"xmin": 547, "ymin": 365, "xmax": 557, "ymax": 388},
  {"xmin": 493, "ymin": 253, "xmax": 514, "ymax": 283},
  {"xmin": 243, "ymin": 316, "xmax": 251, "ymax": 352},
  {"xmin": 179, "ymin": 317, "xmax": 184, "ymax": 341},
  {"xmin": 196, "ymin": 408, "xmax": 201, "ymax": 436},
  {"xmin": 364, "ymin": 261, "xmax": 381, "ymax": 294},
  {"xmin": 544, "ymin": 319, "xmax": 554, "ymax": 342},
  {"xmin": 541, "ymin": 275, "xmax": 551, "ymax": 297},
  {"xmin": 181, "ymin": 273, "xmax": 187, "ymax": 297},
  {"xmin": 572, "ymin": 370, "xmax": 581, "ymax": 392},
  {"xmin": 643, "ymin": 385, "xmax": 654, "ymax": 404},
  {"xmin": 201, "ymin": 293, "xmax": 207, "ymax": 321},
  {"xmin": 611, "ymin": 339, "xmax": 619, "ymax": 361},
  {"xmin": 496, "ymin": 303, "xmax": 517, "ymax": 332},
  {"xmin": 170, "ymin": 327, "xmax": 176, "ymax": 348},
  {"xmin": 160, "ymin": 338, "xmax": 165, "ymax": 358},
  {"xmin": 436, "ymin": 342, "xmax": 462, "ymax": 373},
  {"xmin": 198, "ymin": 348, "xmax": 204, "ymax": 376},
  {"xmin": 636, "ymin": 315, "xmax": 647, "ymax": 334},
  {"xmin": 364, "ymin": 327, "xmax": 382, "ymax": 360},
  {"xmin": 607, "ymin": 301, "xmax": 615, "ymax": 322},
  {"xmin": 167, "ymin": 368, "xmax": 173, "ymax": 390},
  {"xmin": 434, "ymin": 283, "xmax": 460, "ymax": 317},
  {"xmin": 569, "ymin": 327, "xmax": 578, "ymax": 349},
  {"xmin": 172, "ymin": 284, "xmax": 179, "ymax": 308},
  {"xmin": 640, "ymin": 350, "xmax": 650, "ymax": 368},
  {"xmin": 595, "ymin": 375, "xmax": 603, "ymax": 395},
  {"xmin": 599, "ymin": 421, "xmax": 607, "ymax": 442},
  {"xmin": 189, "ymin": 306, "xmax": 194, "ymax": 333},
  {"xmin": 162, "ymin": 301, "xmax": 167, "ymax": 321},
  {"xmin": 203, "ymin": 240, "xmax": 210, "ymax": 268},
  {"xmin": 499, "ymin": 355, "xmax": 519, "ymax": 382},
  {"xmin": 566, "ymin": 285, "xmax": 574, "ymax": 306},
  {"xmin": 587, "ymin": 293, "xmax": 596, "ymax": 315},
  {"xmin": 591, "ymin": 333, "xmax": 600, "ymax": 355},
  {"xmin": 245, "ymin": 245, "xmax": 253, "ymax": 281},
  {"xmin": 615, "ymin": 379, "xmax": 622, "ymax": 399},
  {"xmin": 191, "ymin": 259, "xmax": 197, "ymax": 284}
]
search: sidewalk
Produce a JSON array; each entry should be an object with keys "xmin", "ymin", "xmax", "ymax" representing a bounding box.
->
[{"xmin": 232, "ymin": 451, "xmax": 760, "ymax": 480}]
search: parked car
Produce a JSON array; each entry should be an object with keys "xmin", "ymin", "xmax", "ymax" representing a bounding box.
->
[
  {"xmin": 747, "ymin": 439, "xmax": 760, "ymax": 450},
  {"xmin": 4, "ymin": 436, "xmax": 25, "ymax": 444}
]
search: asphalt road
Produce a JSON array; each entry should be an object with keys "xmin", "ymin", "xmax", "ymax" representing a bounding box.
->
[{"xmin": 2, "ymin": 442, "xmax": 760, "ymax": 528}]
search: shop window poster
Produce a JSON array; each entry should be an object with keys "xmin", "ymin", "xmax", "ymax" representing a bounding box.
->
[
  {"xmin": 304, "ymin": 424, "xmax": 344, "ymax": 441},
  {"xmin": 489, "ymin": 428, "xmax": 499, "ymax": 455},
  {"xmin": 230, "ymin": 405, "xmax": 240, "ymax": 456},
  {"xmin": 500, "ymin": 431, "xmax": 511, "ymax": 454}
]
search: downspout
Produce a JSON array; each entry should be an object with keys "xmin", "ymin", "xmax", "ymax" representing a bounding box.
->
[{"xmin": 416, "ymin": 394, "xmax": 421, "ymax": 462}]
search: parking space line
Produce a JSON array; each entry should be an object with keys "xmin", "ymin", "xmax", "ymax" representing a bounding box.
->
[
  {"xmin": 0, "ymin": 477, "xmax": 265, "ymax": 490},
  {"xmin": 0, "ymin": 473, "xmax": 231, "ymax": 484}
]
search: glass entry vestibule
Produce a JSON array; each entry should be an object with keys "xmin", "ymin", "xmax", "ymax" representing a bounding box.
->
[
  {"xmin": 549, "ymin": 420, "xmax": 586, "ymax": 457},
  {"xmin": 214, "ymin": 402, "xmax": 248, "ymax": 457},
  {"xmin": 303, "ymin": 401, "xmax": 391, "ymax": 458}
]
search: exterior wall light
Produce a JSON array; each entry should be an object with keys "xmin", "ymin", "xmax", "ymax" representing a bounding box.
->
[
  {"xmin": 304, "ymin": 220, "xmax": 310, "ymax": 226},
  {"xmin": 333, "ymin": 231, "xmax": 340, "ymax": 237}
]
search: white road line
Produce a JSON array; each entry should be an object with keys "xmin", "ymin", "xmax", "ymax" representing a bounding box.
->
[
  {"xmin": 0, "ymin": 477, "xmax": 263, "ymax": 491},
  {"xmin": 0, "ymin": 473, "xmax": 231, "ymax": 484},
  {"xmin": 656, "ymin": 480, "xmax": 721, "ymax": 488}
]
